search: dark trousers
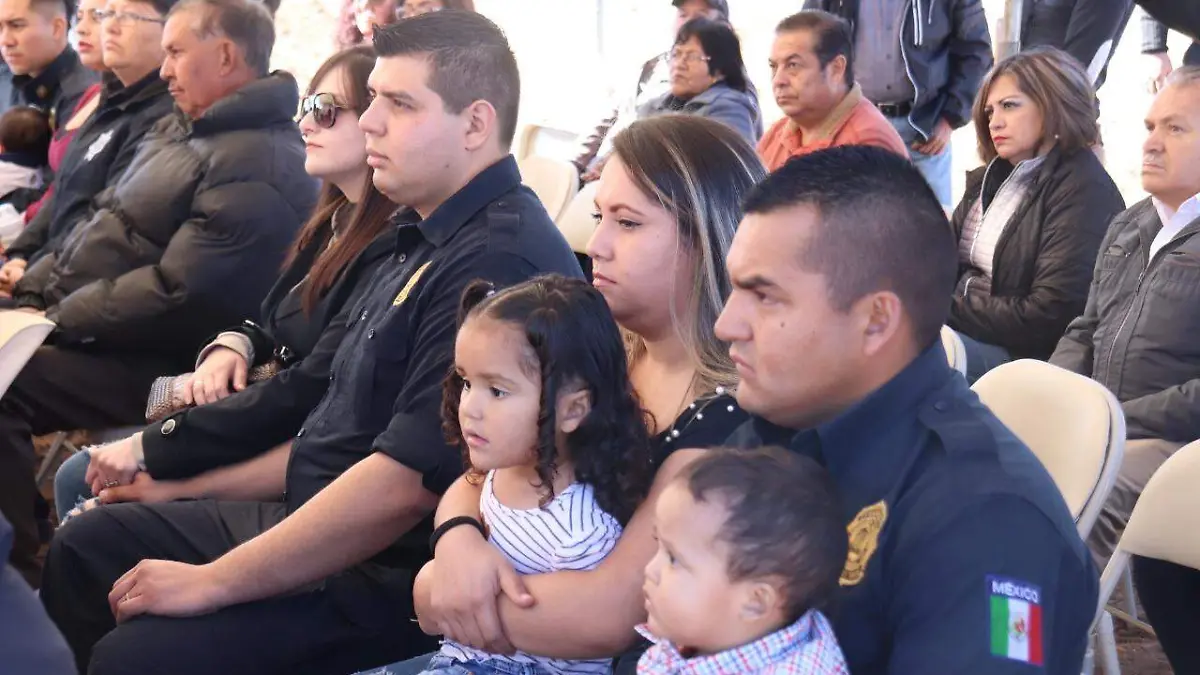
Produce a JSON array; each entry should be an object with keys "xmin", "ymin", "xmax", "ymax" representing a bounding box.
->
[
  {"xmin": 1133, "ymin": 556, "xmax": 1200, "ymax": 674},
  {"xmin": 0, "ymin": 345, "xmax": 172, "ymax": 588},
  {"xmin": 41, "ymin": 499, "xmax": 435, "ymax": 675}
]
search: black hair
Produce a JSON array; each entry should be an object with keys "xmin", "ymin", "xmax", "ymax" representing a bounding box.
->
[
  {"xmin": 374, "ymin": 10, "xmax": 521, "ymax": 148},
  {"xmin": 30, "ymin": 0, "xmax": 74, "ymax": 20},
  {"xmin": 0, "ymin": 107, "xmax": 51, "ymax": 162},
  {"xmin": 442, "ymin": 275, "xmax": 653, "ymax": 525},
  {"xmin": 682, "ymin": 447, "xmax": 846, "ymax": 622},
  {"xmin": 776, "ymin": 10, "xmax": 854, "ymax": 89},
  {"xmin": 743, "ymin": 145, "xmax": 956, "ymax": 350},
  {"xmin": 675, "ymin": 17, "xmax": 750, "ymax": 94}
]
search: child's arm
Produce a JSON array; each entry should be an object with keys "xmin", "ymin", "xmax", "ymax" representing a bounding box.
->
[{"xmin": 422, "ymin": 448, "xmax": 708, "ymax": 660}]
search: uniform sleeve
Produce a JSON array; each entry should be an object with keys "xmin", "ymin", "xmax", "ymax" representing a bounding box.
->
[
  {"xmin": 885, "ymin": 496, "xmax": 1097, "ymax": 675},
  {"xmin": 371, "ymin": 251, "xmax": 541, "ymax": 495}
]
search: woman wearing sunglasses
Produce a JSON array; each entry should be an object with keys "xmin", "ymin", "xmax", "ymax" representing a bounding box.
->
[{"xmin": 54, "ymin": 45, "xmax": 401, "ymax": 518}]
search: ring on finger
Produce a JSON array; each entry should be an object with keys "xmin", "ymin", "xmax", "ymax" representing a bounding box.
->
[{"xmin": 103, "ymin": 479, "xmax": 120, "ymax": 488}]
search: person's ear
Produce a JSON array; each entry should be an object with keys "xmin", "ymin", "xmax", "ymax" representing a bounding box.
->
[
  {"xmin": 462, "ymin": 99, "xmax": 498, "ymax": 152},
  {"xmin": 827, "ymin": 54, "xmax": 847, "ymax": 87},
  {"xmin": 556, "ymin": 386, "xmax": 592, "ymax": 434},
  {"xmin": 216, "ymin": 38, "xmax": 238, "ymax": 76},
  {"xmin": 738, "ymin": 580, "xmax": 782, "ymax": 624},
  {"xmin": 51, "ymin": 13, "xmax": 68, "ymax": 42},
  {"xmin": 854, "ymin": 290, "xmax": 904, "ymax": 357}
]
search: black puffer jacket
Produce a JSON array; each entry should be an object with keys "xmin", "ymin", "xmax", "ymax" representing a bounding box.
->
[
  {"xmin": 15, "ymin": 72, "xmax": 316, "ymax": 359},
  {"xmin": 804, "ymin": 0, "xmax": 993, "ymax": 136},
  {"xmin": 6, "ymin": 71, "xmax": 174, "ymax": 264},
  {"xmin": 949, "ymin": 147, "xmax": 1124, "ymax": 360}
]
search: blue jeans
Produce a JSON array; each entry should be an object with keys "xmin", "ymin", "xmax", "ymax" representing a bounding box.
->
[
  {"xmin": 358, "ymin": 653, "xmax": 550, "ymax": 675},
  {"xmin": 887, "ymin": 116, "xmax": 953, "ymax": 209},
  {"xmin": 957, "ymin": 332, "xmax": 1012, "ymax": 384},
  {"xmin": 53, "ymin": 447, "xmax": 93, "ymax": 521}
]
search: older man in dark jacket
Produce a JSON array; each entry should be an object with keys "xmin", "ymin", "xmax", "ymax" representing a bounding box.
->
[
  {"xmin": 0, "ymin": 0, "xmax": 314, "ymax": 588},
  {"xmin": 804, "ymin": 0, "xmax": 993, "ymax": 209},
  {"xmin": 1051, "ymin": 66, "xmax": 1200, "ymax": 565}
]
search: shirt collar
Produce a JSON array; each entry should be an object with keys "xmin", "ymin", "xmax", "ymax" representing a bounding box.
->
[
  {"xmin": 1152, "ymin": 192, "xmax": 1200, "ymax": 228},
  {"xmin": 12, "ymin": 46, "xmax": 80, "ymax": 101},
  {"xmin": 635, "ymin": 611, "xmax": 829, "ymax": 675},
  {"xmin": 786, "ymin": 84, "xmax": 863, "ymax": 147},
  {"xmin": 392, "ymin": 155, "xmax": 522, "ymax": 248}
]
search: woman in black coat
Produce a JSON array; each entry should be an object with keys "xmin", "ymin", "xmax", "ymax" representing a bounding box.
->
[
  {"xmin": 55, "ymin": 46, "xmax": 398, "ymax": 516},
  {"xmin": 948, "ymin": 47, "xmax": 1125, "ymax": 382}
]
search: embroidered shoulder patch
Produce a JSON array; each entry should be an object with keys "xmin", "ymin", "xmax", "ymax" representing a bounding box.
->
[
  {"xmin": 393, "ymin": 262, "xmax": 431, "ymax": 306},
  {"xmin": 988, "ymin": 575, "xmax": 1043, "ymax": 665},
  {"xmin": 840, "ymin": 500, "xmax": 887, "ymax": 586}
]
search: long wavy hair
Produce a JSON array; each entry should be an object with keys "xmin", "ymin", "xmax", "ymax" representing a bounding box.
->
[
  {"xmin": 610, "ymin": 115, "xmax": 766, "ymax": 398},
  {"xmin": 285, "ymin": 46, "xmax": 397, "ymax": 313},
  {"xmin": 441, "ymin": 275, "xmax": 653, "ymax": 525}
]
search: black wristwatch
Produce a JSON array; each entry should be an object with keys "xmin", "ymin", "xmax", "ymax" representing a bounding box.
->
[{"xmin": 429, "ymin": 516, "xmax": 486, "ymax": 554}]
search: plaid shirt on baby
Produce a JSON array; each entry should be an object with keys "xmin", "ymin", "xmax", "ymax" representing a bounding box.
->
[{"xmin": 636, "ymin": 611, "xmax": 848, "ymax": 675}]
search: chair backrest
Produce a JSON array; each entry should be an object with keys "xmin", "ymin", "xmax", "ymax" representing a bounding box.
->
[
  {"xmin": 971, "ymin": 359, "xmax": 1125, "ymax": 538},
  {"xmin": 518, "ymin": 155, "xmax": 579, "ymax": 223},
  {"xmin": 0, "ymin": 311, "xmax": 56, "ymax": 399},
  {"xmin": 515, "ymin": 123, "xmax": 579, "ymax": 162},
  {"xmin": 556, "ymin": 180, "xmax": 599, "ymax": 255},
  {"xmin": 940, "ymin": 326, "xmax": 967, "ymax": 376}
]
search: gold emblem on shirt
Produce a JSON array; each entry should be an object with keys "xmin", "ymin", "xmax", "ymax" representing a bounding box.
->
[
  {"xmin": 393, "ymin": 262, "xmax": 430, "ymax": 306},
  {"xmin": 840, "ymin": 500, "xmax": 888, "ymax": 587}
]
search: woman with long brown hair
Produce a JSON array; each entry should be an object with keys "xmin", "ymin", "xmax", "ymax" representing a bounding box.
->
[{"xmin": 55, "ymin": 46, "xmax": 400, "ymax": 517}]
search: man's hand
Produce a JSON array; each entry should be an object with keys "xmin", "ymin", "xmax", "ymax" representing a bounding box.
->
[
  {"xmin": 100, "ymin": 472, "xmax": 188, "ymax": 505},
  {"xmin": 1145, "ymin": 52, "xmax": 1174, "ymax": 94},
  {"xmin": 109, "ymin": 560, "xmax": 231, "ymax": 623},
  {"xmin": 191, "ymin": 346, "xmax": 249, "ymax": 406},
  {"xmin": 422, "ymin": 527, "xmax": 534, "ymax": 654},
  {"xmin": 912, "ymin": 118, "xmax": 953, "ymax": 155},
  {"xmin": 85, "ymin": 437, "xmax": 143, "ymax": 495}
]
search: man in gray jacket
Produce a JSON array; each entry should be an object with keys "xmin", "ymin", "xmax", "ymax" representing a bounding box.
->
[{"xmin": 1050, "ymin": 65, "xmax": 1200, "ymax": 564}]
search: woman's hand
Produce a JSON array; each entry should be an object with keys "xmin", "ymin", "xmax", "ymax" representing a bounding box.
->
[
  {"xmin": 422, "ymin": 527, "xmax": 534, "ymax": 655},
  {"xmin": 191, "ymin": 346, "xmax": 249, "ymax": 406},
  {"xmin": 84, "ymin": 437, "xmax": 143, "ymax": 495},
  {"xmin": 100, "ymin": 472, "xmax": 188, "ymax": 505}
]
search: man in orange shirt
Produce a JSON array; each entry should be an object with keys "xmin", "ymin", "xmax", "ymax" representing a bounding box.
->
[{"xmin": 758, "ymin": 11, "xmax": 907, "ymax": 172}]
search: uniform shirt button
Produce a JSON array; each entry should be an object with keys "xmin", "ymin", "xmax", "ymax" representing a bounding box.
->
[
  {"xmin": 398, "ymin": 253, "xmax": 407, "ymax": 264},
  {"xmin": 328, "ymin": 372, "xmax": 335, "ymax": 382},
  {"xmin": 161, "ymin": 419, "xmax": 177, "ymax": 435},
  {"xmin": 297, "ymin": 428, "xmax": 307, "ymax": 438},
  {"xmin": 368, "ymin": 329, "xmax": 376, "ymax": 339}
]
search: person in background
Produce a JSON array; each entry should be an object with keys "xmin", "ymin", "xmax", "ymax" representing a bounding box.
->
[
  {"xmin": 757, "ymin": 10, "xmax": 907, "ymax": 172},
  {"xmin": 947, "ymin": 47, "xmax": 1124, "ymax": 382},
  {"xmin": 0, "ymin": 0, "xmax": 312, "ymax": 588},
  {"xmin": 402, "ymin": 116, "xmax": 762, "ymax": 675},
  {"xmin": 637, "ymin": 448, "xmax": 848, "ymax": 675},
  {"xmin": 0, "ymin": 0, "xmax": 97, "ymax": 124},
  {"xmin": 400, "ymin": 0, "xmax": 473, "ymax": 19},
  {"xmin": 635, "ymin": 18, "xmax": 760, "ymax": 146},
  {"xmin": 1017, "ymin": 0, "xmax": 1134, "ymax": 89},
  {"xmin": 12, "ymin": 0, "xmax": 104, "ymax": 230},
  {"xmin": 571, "ymin": 0, "xmax": 728, "ymax": 178},
  {"xmin": 54, "ymin": 45, "xmax": 398, "ymax": 523},
  {"xmin": 0, "ymin": 106, "xmax": 49, "ymax": 242},
  {"xmin": 803, "ymin": 0, "xmax": 993, "ymax": 210},
  {"xmin": 40, "ymin": 11, "xmax": 582, "ymax": 674},
  {"xmin": 0, "ymin": 514, "xmax": 74, "ymax": 673},
  {"xmin": 1143, "ymin": 15, "xmax": 1200, "ymax": 93},
  {"xmin": 1050, "ymin": 65, "xmax": 1200, "ymax": 566}
]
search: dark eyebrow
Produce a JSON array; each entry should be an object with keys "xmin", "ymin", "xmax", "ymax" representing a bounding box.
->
[
  {"xmin": 732, "ymin": 274, "xmax": 781, "ymax": 292},
  {"xmin": 603, "ymin": 202, "xmax": 648, "ymax": 219}
]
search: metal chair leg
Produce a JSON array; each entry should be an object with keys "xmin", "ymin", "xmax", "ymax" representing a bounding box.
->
[
  {"xmin": 1098, "ymin": 612, "xmax": 1121, "ymax": 675},
  {"xmin": 34, "ymin": 432, "xmax": 69, "ymax": 486},
  {"xmin": 1121, "ymin": 567, "xmax": 1138, "ymax": 621}
]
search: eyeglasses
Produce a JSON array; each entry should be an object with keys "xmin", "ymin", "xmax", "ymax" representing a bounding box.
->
[
  {"xmin": 668, "ymin": 49, "xmax": 710, "ymax": 66},
  {"xmin": 94, "ymin": 9, "xmax": 166, "ymax": 25},
  {"xmin": 298, "ymin": 93, "xmax": 347, "ymax": 129}
]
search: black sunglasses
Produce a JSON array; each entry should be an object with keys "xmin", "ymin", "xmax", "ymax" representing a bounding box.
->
[{"xmin": 298, "ymin": 93, "xmax": 346, "ymax": 129}]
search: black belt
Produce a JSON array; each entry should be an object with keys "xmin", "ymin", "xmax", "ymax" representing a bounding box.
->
[{"xmin": 876, "ymin": 101, "xmax": 913, "ymax": 118}]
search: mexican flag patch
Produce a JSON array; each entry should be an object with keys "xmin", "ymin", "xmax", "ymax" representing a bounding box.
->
[{"xmin": 988, "ymin": 576, "xmax": 1043, "ymax": 665}]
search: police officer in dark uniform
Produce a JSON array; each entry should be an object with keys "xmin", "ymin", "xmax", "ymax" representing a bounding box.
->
[
  {"xmin": 0, "ymin": 0, "xmax": 97, "ymax": 125},
  {"xmin": 37, "ymin": 12, "xmax": 583, "ymax": 675},
  {"xmin": 715, "ymin": 146, "xmax": 1098, "ymax": 674}
]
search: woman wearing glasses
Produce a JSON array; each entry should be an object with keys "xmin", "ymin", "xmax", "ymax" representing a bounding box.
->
[
  {"xmin": 636, "ymin": 17, "xmax": 762, "ymax": 145},
  {"xmin": 55, "ymin": 46, "xmax": 397, "ymax": 519}
]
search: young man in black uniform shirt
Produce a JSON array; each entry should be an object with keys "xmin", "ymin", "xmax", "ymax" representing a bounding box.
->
[
  {"xmin": 38, "ymin": 11, "xmax": 583, "ymax": 675},
  {"xmin": 0, "ymin": 0, "xmax": 97, "ymax": 124},
  {"xmin": 420, "ymin": 147, "xmax": 1097, "ymax": 675}
]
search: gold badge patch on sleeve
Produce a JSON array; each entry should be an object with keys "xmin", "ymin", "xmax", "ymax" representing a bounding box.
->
[
  {"xmin": 840, "ymin": 500, "xmax": 888, "ymax": 587},
  {"xmin": 393, "ymin": 262, "xmax": 431, "ymax": 306}
]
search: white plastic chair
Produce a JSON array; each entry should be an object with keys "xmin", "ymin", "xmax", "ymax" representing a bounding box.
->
[
  {"xmin": 518, "ymin": 156, "xmax": 579, "ymax": 223},
  {"xmin": 555, "ymin": 181, "xmax": 599, "ymax": 255},
  {"xmin": 972, "ymin": 359, "xmax": 1126, "ymax": 539},
  {"xmin": 940, "ymin": 326, "xmax": 967, "ymax": 377},
  {"xmin": 515, "ymin": 123, "xmax": 579, "ymax": 162},
  {"xmin": 1092, "ymin": 439, "xmax": 1200, "ymax": 675}
]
